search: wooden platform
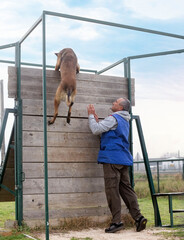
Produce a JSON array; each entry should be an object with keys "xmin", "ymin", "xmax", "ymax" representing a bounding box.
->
[{"xmin": 5, "ymin": 66, "xmax": 135, "ymax": 227}]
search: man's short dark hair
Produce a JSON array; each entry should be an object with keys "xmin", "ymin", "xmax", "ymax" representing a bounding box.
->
[{"xmin": 119, "ymin": 98, "xmax": 130, "ymax": 111}]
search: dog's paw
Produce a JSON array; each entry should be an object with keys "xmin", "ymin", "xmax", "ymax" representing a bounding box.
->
[
  {"xmin": 48, "ymin": 120, "xmax": 53, "ymax": 125},
  {"xmin": 67, "ymin": 118, "xmax": 71, "ymax": 124}
]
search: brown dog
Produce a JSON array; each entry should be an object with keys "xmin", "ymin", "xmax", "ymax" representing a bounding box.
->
[{"xmin": 48, "ymin": 48, "xmax": 80, "ymax": 125}]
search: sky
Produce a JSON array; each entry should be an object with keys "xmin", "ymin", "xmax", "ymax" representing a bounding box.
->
[{"xmin": 0, "ymin": 0, "xmax": 184, "ymax": 159}]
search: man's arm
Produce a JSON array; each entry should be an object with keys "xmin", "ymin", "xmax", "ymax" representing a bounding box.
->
[{"xmin": 87, "ymin": 104, "xmax": 117, "ymax": 135}]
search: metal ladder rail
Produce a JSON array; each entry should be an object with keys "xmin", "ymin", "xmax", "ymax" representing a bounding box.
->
[{"xmin": 132, "ymin": 115, "xmax": 162, "ymax": 227}]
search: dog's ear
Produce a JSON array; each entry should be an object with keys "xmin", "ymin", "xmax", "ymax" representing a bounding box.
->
[{"xmin": 55, "ymin": 53, "xmax": 58, "ymax": 56}]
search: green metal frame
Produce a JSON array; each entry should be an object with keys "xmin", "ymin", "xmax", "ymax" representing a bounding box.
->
[
  {"xmin": 133, "ymin": 115, "xmax": 161, "ymax": 226},
  {"xmin": 0, "ymin": 10, "xmax": 184, "ymax": 239}
]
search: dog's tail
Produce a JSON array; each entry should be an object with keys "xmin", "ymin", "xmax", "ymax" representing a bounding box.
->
[{"xmin": 66, "ymin": 89, "xmax": 72, "ymax": 106}]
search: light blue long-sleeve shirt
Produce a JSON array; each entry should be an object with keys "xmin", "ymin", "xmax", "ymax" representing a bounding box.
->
[{"xmin": 88, "ymin": 110, "xmax": 130, "ymax": 135}]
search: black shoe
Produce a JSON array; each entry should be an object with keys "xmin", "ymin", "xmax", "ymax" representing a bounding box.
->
[
  {"xmin": 136, "ymin": 216, "xmax": 147, "ymax": 232},
  {"xmin": 105, "ymin": 222, "xmax": 124, "ymax": 233}
]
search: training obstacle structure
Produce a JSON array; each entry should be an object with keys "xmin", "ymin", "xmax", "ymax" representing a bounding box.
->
[{"xmin": 0, "ymin": 66, "xmax": 135, "ymax": 227}]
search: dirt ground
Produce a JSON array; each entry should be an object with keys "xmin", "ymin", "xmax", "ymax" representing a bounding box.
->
[{"xmin": 36, "ymin": 228, "xmax": 169, "ymax": 240}]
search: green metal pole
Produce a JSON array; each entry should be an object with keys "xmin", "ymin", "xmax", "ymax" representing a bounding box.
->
[
  {"xmin": 0, "ymin": 42, "xmax": 17, "ymax": 50},
  {"xmin": 14, "ymin": 102, "xmax": 18, "ymax": 222},
  {"xmin": 15, "ymin": 42, "xmax": 23, "ymax": 226},
  {"xmin": 129, "ymin": 49, "xmax": 184, "ymax": 60},
  {"xmin": 168, "ymin": 196, "xmax": 173, "ymax": 227},
  {"xmin": 44, "ymin": 11, "xmax": 184, "ymax": 40},
  {"xmin": 133, "ymin": 115, "xmax": 161, "ymax": 226},
  {"xmin": 42, "ymin": 13, "xmax": 49, "ymax": 240},
  {"xmin": 124, "ymin": 59, "xmax": 128, "ymax": 77},
  {"xmin": 157, "ymin": 162, "xmax": 160, "ymax": 193},
  {"xmin": 0, "ymin": 59, "xmax": 97, "ymax": 73},
  {"xmin": 126, "ymin": 58, "xmax": 134, "ymax": 188},
  {"xmin": 97, "ymin": 58, "xmax": 126, "ymax": 75}
]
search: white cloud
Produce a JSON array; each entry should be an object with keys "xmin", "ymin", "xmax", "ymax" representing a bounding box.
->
[
  {"xmin": 46, "ymin": 20, "xmax": 100, "ymax": 43},
  {"xmin": 123, "ymin": 0, "xmax": 184, "ymax": 20},
  {"xmin": 133, "ymin": 99, "xmax": 184, "ymax": 157},
  {"xmin": 0, "ymin": 0, "xmax": 115, "ymax": 46}
]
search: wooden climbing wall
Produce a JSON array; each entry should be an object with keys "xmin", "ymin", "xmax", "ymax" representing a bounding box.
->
[{"xmin": 8, "ymin": 66, "xmax": 135, "ymax": 227}]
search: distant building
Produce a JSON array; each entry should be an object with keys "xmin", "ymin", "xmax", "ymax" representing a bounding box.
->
[
  {"xmin": 134, "ymin": 153, "xmax": 184, "ymax": 173},
  {"xmin": 162, "ymin": 157, "xmax": 183, "ymax": 171}
]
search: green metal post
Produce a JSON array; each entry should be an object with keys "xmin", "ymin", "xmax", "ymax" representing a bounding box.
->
[
  {"xmin": 14, "ymin": 101, "xmax": 18, "ymax": 222},
  {"xmin": 124, "ymin": 59, "xmax": 128, "ymax": 77},
  {"xmin": 42, "ymin": 13, "xmax": 49, "ymax": 240},
  {"xmin": 168, "ymin": 196, "xmax": 173, "ymax": 227},
  {"xmin": 183, "ymin": 161, "xmax": 184, "ymax": 180},
  {"xmin": 133, "ymin": 115, "xmax": 161, "ymax": 226},
  {"xmin": 97, "ymin": 58, "xmax": 126, "ymax": 75},
  {"xmin": 15, "ymin": 42, "xmax": 23, "ymax": 226},
  {"xmin": 157, "ymin": 161, "xmax": 160, "ymax": 193},
  {"xmin": 44, "ymin": 11, "xmax": 184, "ymax": 40},
  {"xmin": 125, "ymin": 58, "xmax": 134, "ymax": 188}
]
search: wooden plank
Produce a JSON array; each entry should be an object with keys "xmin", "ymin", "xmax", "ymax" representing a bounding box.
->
[
  {"xmin": 23, "ymin": 178, "xmax": 104, "ymax": 194},
  {"xmin": 8, "ymin": 66, "xmax": 135, "ymax": 105},
  {"xmin": 23, "ymin": 205, "xmax": 111, "ymax": 220},
  {"xmin": 23, "ymin": 116, "xmax": 91, "ymax": 132},
  {"xmin": 8, "ymin": 84, "xmax": 134, "ymax": 104},
  {"xmin": 23, "ymin": 192, "xmax": 107, "ymax": 210},
  {"xmin": 9, "ymin": 89, "xmax": 127, "ymax": 105},
  {"xmin": 22, "ymin": 99, "xmax": 112, "ymax": 119},
  {"xmin": 22, "ymin": 147, "xmax": 99, "ymax": 163},
  {"xmin": 23, "ymin": 162, "xmax": 103, "ymax": 178},
  {"xmin": 23, "ymin": 131, "xmax": 100, "ymax": 148},
  {"xmin": 8, "ymin": 66, "xmax": 133, "ymax": 84},
  {"xmin": 8, "ymin": 74, "xmax": 133, "ymax": 90}
]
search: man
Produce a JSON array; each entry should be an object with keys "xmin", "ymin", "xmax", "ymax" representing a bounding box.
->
[{"xmin": 87, "ymin": 98, "xmax": 147, "ymax": 233}]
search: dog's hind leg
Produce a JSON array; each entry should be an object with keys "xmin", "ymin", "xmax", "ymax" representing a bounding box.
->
[
  {"xmin": 48, "ymin": 98, "xmax": 60, "ymax": 125},
  {"xmin": 67, "ymin": 102, "xmax": 74, "ymax": 124}
]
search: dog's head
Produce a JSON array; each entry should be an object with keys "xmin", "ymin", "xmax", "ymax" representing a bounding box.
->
[{"xmin": 55, "ymin": 52, "xmax": 61, "ymax": 71}]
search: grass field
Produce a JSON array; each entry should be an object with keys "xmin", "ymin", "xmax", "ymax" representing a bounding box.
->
[
  {"xmin": 138, "ymin": 197, "xmax": 184, "ymax": 227},
  {"xmin": 0, "ymin": 202, "xmax": 15, "ymax": 228},
  {"xmin": 0, "ymin": 173, "xmax": 183, "ymax": 239},
  {"xmin": 0, "ymin": 198, "xmax": 184, "ymax": 239}
]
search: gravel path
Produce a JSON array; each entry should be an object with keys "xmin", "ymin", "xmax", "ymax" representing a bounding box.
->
[{"xmin": 37, "ymin": 228, "xmax": 167, "ymax": 240}]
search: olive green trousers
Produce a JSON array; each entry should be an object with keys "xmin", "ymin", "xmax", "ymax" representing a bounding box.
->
[{"xmin": 103, "ymin": 163, "xmax": 142, "ymax": 223}]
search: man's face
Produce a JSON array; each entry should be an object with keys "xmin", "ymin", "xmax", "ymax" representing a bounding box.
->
[{"xmin": 111, "ymin": 98, "xmax": 123, "ymax": 112}]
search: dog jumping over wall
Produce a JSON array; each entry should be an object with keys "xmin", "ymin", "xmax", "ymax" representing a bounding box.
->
[{"xmin": 48, "ymin": 48, "xmax": 80, "ymax": 125}]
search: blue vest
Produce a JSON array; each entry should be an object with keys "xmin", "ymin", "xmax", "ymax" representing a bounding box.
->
[{"xmin": 97, "ymin": 114, "xmax": 133, "ymax": 166}]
